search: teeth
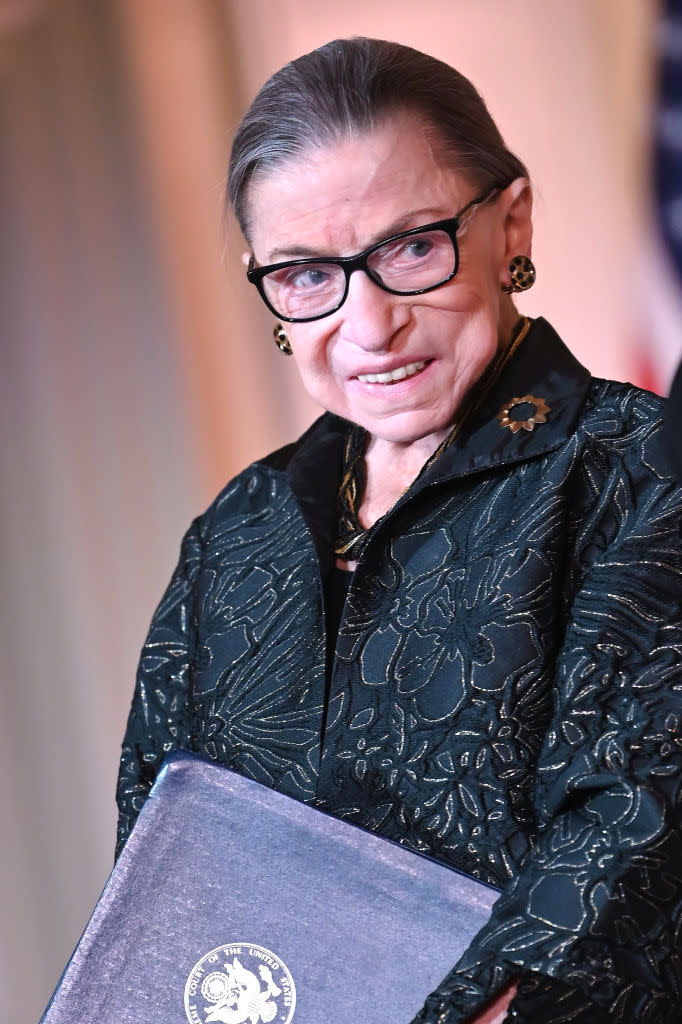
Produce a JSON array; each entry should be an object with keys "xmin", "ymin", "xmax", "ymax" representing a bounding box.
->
[{"xmin": 357, "ymin": 360, "xmax": 426, "ymax": 384}]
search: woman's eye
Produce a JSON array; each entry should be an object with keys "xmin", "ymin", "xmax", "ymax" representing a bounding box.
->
[
  {"xmin": 286, "ymin": 266, "xmax": 332, "ymax": 290},
  {"xmin": 402, "ymin": 237, "xmax": 433, "ymax": 259},
  {"xmin": 379, "ymin": 235, "xmax": 435, "ymax": 265}
]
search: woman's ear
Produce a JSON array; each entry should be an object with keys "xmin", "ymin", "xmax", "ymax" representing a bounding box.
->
[{"xmin": 499, "ymin": 177, "xmax": 533, "ymax": 277}]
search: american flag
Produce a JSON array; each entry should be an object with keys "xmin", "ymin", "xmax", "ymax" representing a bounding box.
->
[
  {"xmin": 658, "ymin": 0, "xmax": 682, "ymax": 474},
  {"xmin": 657, "ymin": 0, "xmax": 682, "ymax": 287},
  {"xmin": 635, "ymin": 0, "xmax": 682, "ymax": 396}
]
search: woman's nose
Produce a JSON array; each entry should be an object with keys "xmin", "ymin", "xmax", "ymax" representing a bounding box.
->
[{"xmin": 338, "ymin": 269, "xmax": 408, "ymax": 351}]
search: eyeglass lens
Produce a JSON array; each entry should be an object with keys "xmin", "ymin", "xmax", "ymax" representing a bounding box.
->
[{"xmin": 261, "ymin": 227, "xmax": 456, "ymax": 320}]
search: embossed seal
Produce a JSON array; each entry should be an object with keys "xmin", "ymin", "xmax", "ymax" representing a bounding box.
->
[{"xmin": 184, "ymin": 943, "xmax": 296, "ymax": 1024}]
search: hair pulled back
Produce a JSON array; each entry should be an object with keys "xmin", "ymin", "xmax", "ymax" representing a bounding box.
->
[{"xmin": 227, "ymin": 37, "xmax": 528, "ymax": 240}]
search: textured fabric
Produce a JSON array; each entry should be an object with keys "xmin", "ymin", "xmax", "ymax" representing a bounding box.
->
[{"xmin": 116, "ymin": 318, "xmax": 682, "ymax": 1022}]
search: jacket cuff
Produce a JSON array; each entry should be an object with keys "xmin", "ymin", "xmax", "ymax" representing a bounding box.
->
[
  {"xmin": 504, "ymin": 969, "xmax": 679, "ymax": 1024},
  {"xmin": 504, "ymin": 972, "xmax": 601, "ymax": 1023},
  {"xmin": 409, "ymin": 960, "xmax": 518, "ymax": 1024}
]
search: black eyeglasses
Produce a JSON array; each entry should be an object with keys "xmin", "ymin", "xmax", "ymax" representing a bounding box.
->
[{"xmin": 246, "ymin": 187, "xmax": 501, "ymax": 323}]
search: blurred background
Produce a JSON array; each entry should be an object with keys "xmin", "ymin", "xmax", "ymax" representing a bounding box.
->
[{"xmin": 2, "ymin": 1, "xmax": 681, "ymax": 1021}]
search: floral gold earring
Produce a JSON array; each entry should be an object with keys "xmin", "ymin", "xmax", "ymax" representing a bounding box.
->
[
  {"xmin": 502, "ymin": 255, "xmax": 536, "ymax": 293},
  {"xmin": 273, "ymin": 323, "xmax": 293, "ymax": 355}
]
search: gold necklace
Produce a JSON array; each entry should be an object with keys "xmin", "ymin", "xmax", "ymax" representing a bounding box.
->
[{"xmin": 334, "ymin": 316, "xmax": 532, "ymax": 560}]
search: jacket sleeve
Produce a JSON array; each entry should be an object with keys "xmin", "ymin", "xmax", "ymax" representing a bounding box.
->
[
  {"xmin": 411, "ymin": 450, "xmax": 682, "ymax": 1023},
  {"xmin": 115, "ymin": 517, "xmax": 203, "ymax": 859}
]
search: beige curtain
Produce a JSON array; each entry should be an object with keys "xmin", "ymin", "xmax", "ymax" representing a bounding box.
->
[{"xmin": 1, "ymin": 2, "xmax": 668, "ymax": 1021}]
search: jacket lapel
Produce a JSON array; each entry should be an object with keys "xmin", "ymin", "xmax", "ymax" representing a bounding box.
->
[{"xmin": 401, "ymin": 317, "xmax": 592, "ymax": 493}]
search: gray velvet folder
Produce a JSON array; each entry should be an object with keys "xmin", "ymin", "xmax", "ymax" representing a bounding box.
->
[{"xmin": 41, "ymin": 751, "xmax": 499, "ymax": 1023}]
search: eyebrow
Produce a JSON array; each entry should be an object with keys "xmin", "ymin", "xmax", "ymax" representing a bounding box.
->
[{"xmin": 265, "ymin": 207, "xmax": 449, "ymax": 263}]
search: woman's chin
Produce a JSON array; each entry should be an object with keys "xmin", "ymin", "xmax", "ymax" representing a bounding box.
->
[{"xmin": 357, "ymin": 409, "xmax": 456, "ymax": 451}]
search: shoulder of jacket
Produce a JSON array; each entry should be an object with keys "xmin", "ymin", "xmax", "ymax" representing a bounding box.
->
[
  {"xmin": 577, "ymin": 378, "xmax": 667, "ymax": 438},
  {"xmin": 574, "ymin": 377, "xmax": 679, "ymax": 490},
  {"xmin": 580, "ymin": 377, "xmax": 666, "ymax": 428},
  {"xmin": 195, "ymin": 462, "xmax": 292, "ymax": 538},
  {"xmin": 190, "ymin": 412, "xmax": 341, "ymax": 541}
]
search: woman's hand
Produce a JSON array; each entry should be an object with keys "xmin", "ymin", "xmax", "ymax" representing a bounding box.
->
[{"xmin": 466, "ymin": 982, "xmax": 517, "ymax": 1024}]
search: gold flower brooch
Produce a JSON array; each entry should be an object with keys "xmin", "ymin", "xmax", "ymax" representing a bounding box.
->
[{"xmin": 497, "ymin": 394, "xmax": 551, "ymax": 433}]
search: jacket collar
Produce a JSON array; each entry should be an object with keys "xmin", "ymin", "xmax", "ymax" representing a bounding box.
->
[
  {"xmin": 417, "ymin": 316, "xmax": 592, "ymax": 488},
  {"xmin": 260, "ymin": 317, "xmax": 592, "ymax": 566},
  {"xmin": 260, "ymin": 412, "xmax": 347, "ymax": 577}
]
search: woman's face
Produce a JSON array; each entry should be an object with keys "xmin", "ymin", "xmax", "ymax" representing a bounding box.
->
[{"xmin": 246, "ymin": 112, "xmax": 532, "ymax": 448}]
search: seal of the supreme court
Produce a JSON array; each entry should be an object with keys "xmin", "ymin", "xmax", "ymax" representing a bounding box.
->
[{"xmin": 184, "ymin": 942, "xmax": 296, "ymax": 1024}]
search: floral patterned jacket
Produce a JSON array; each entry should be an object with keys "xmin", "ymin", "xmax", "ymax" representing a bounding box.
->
[{"xmin": 117, "ymin": 318, "xmax": 682, "ymax": 1023}]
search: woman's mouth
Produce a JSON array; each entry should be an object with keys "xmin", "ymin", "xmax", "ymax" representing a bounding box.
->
[{"xmin": 356, "ymin": 359, "xmax": 430, "ymax": 384}]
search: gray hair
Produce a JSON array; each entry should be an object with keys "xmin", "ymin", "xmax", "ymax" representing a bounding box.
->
[{"xmin": 227, "ymin": 37, "xmax": 528, "ymax": 240}]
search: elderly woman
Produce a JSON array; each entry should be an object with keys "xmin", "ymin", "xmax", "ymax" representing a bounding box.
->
[{"xmin": 116, "ymin": 37, "xmax": 682, "ymax": 1024}]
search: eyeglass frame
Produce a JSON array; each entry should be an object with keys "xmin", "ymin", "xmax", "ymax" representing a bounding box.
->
[{"xmin": 245, "ymin": 185, "xmax": 504, "ymax": 324}]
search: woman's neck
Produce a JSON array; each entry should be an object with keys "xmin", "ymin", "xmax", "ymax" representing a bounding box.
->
[{"xmin": 359, "ymin": 432, "xmax": 446, "ymax": 529}]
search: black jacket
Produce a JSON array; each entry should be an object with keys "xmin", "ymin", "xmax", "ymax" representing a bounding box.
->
[{"xmin": 117, "ymin": 318, "xmax": 682, "ymax": 1022}]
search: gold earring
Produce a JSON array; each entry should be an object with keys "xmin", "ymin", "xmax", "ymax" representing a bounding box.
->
[
  {"xmin": 273, "ymin": 322, "xmax": 293, "ymax": 355},
  {"xmin": 502, "ymin": 255, "xmax": 536, "ymax": 293}
]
